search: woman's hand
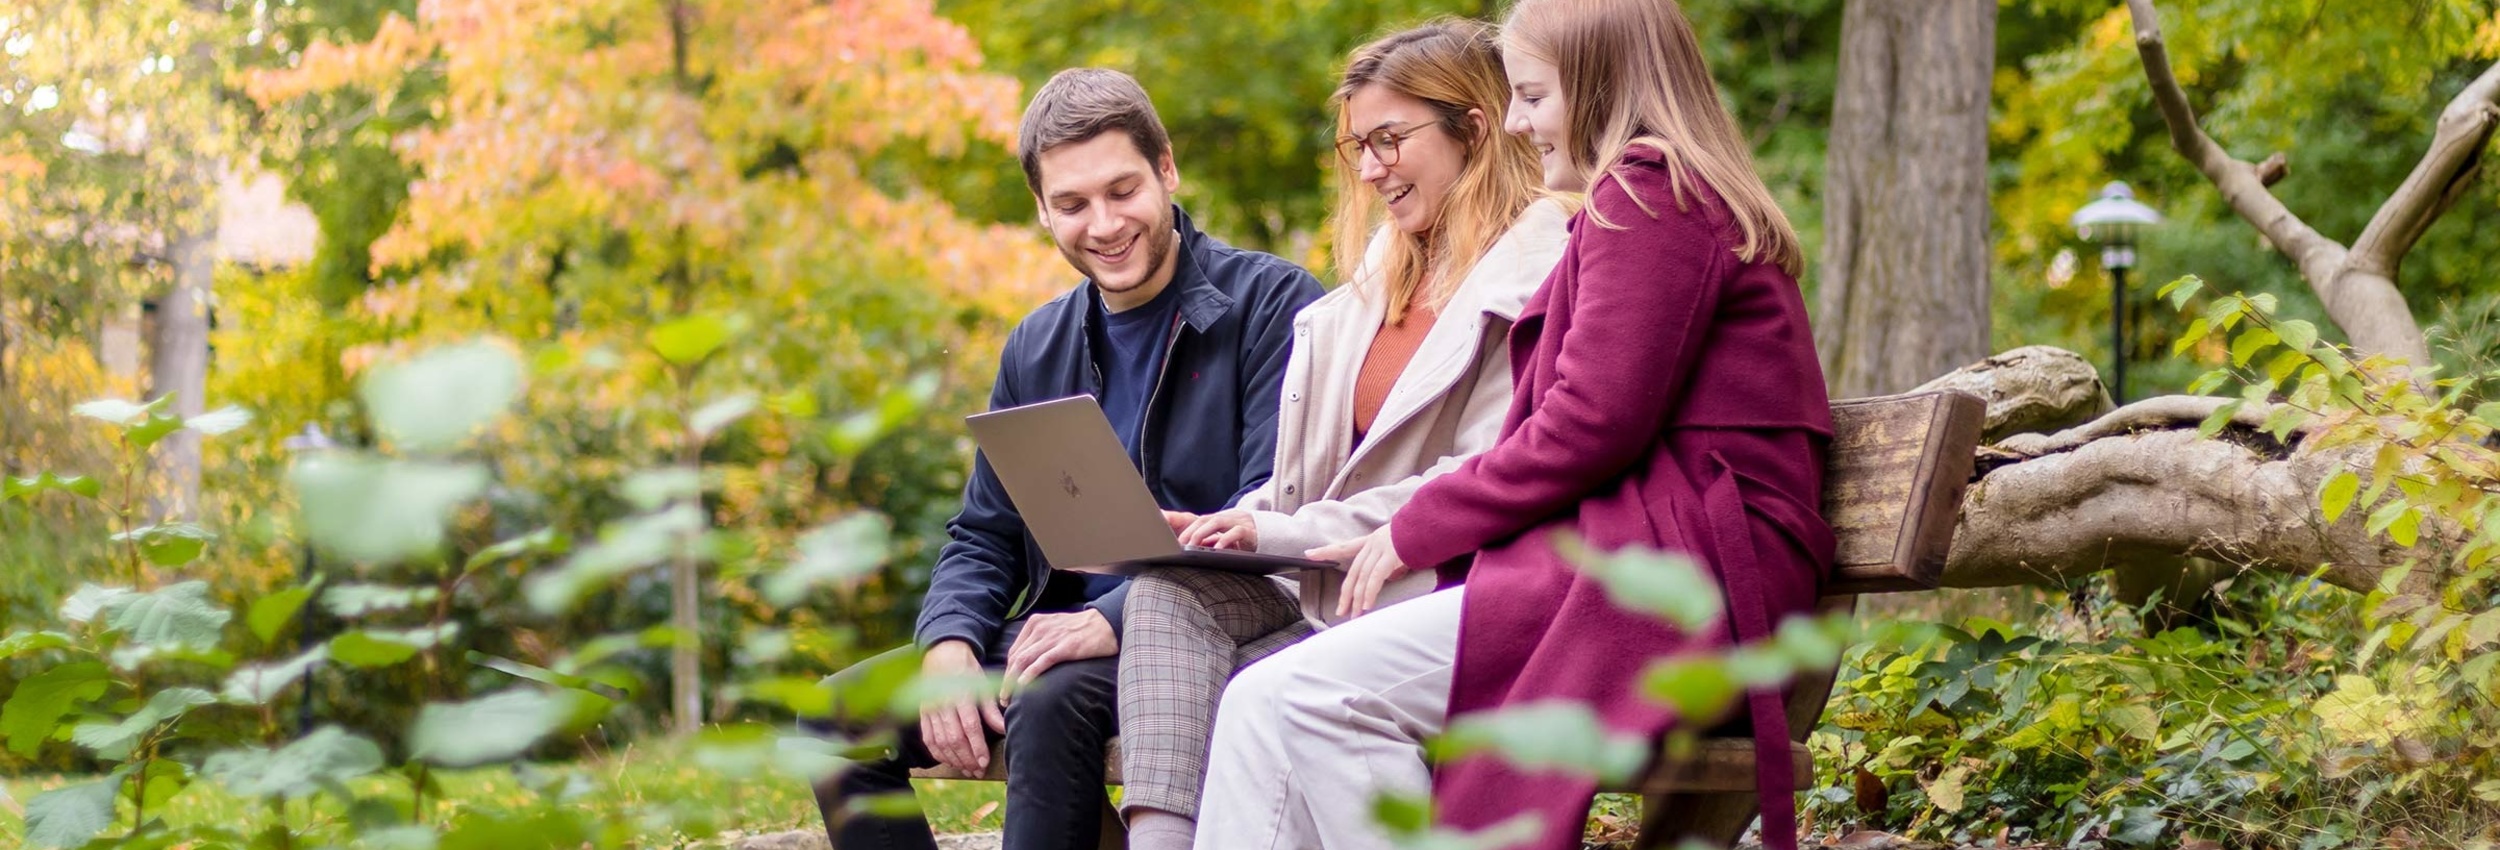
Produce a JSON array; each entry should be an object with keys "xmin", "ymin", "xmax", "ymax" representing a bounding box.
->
[
  {"xmin": 1177, "ymin": 509, "xmax": 1259, "ymax": 551},
  {"xmin": 1308, "ymin": 523, "xmax": 1410, "ymax": 619}
]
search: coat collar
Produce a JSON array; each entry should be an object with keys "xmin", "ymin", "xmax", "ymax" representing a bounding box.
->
[{"xmin": 1078, "ymin": 205, "xmax": 1232, "ymax": 332}]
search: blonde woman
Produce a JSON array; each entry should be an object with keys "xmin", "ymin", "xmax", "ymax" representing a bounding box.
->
[
  {"xmin": 1199, "ymin": 1, "xmax": 1835, "ymax": 849},
  {"xmin": 1112, "ymin": 19, "xmax": 1569, "ymax": 850}
]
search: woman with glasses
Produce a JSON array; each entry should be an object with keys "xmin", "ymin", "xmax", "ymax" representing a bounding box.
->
[
  {"xmin": 1109, "ymin": 18, "xmax": 1570, "ymax": 850},
  {"xmin": 1199, "ymin": 0, "xmax": 1834, "ymax": 848}
]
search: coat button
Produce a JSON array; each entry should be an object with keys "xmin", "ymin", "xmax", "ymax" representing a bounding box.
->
[
  {"xmin": 1287, "ymin": 392, "xmax": 1301, "ymax": 402},
  {"xmin": 1283, "ymin": 484, "xmax": 1296, "ymax": 495}
]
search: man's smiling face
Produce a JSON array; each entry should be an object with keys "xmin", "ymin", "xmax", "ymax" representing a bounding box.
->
[{"xmin": 1034, "ymin": 132, "xmax": 1183, "ymax": 311}]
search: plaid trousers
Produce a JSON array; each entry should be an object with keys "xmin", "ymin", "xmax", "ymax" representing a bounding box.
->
[{"xmin": 1116, "ymin": 567, "xmax": 1316, "ymax": 818}]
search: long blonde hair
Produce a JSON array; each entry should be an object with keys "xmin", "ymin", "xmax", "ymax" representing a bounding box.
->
[
  {"xmin": 1327, "ymin": 18, "xmax": 1548, "ymax": 323},
  {"xmin": 1502, "ymin": 0, "xmax": 1803, "ymax": 275}
]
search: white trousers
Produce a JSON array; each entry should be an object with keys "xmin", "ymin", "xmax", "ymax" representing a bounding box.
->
[{"xmin": 1195, "ymin": 586, "xmax": 1465, "ymax": 850}]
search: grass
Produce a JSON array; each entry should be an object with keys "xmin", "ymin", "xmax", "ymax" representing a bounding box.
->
[{"xmin": 0, "ymin": 744, "xmax": 1008, "ymax": 847}]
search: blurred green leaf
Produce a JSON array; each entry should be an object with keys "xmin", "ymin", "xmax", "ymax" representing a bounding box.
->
[
  {"xmin": 202, "ymin": 725, "xmax": 387, "ymax": 799},
  {"xmin": 69, "ymin": 687, "xmax": 216, "ymax": 760},
  {"xmin": 223, "ymin": 645, "xmax": 329, "ymax": 706},
  {"xmin": 764, "ymin": 513, "xmax": 891, "ymax": 606},
  {"xmin": 71, "ymin": 398, "xmax": 158, "ymax": 426},
  {"xmin": 1642, "ymin": 657, "xmax": 1743, "ymax": 724},
  {"xmin": 3, "ymin": 660, "xmax": 110, "ymax": 757},
  {"xmin": 692, "ymin": 393, "xmax": 760, "ymax": 441},
  {"xmin": 109, "ymin": 581, "xmax": 231, "ymax": 651},
  {"xmin": 109, "ymin": 523, "xmax": 217, "ymax": 567},
  {"xmin": 59, "ymin": 585, "xmax": 137, "ymax": 624},
  {"xmin": 360, "ymin": 340, "xmax": 525, "ymax": 453},
  {"xmin": 0, "ymin": 631, "xmax": 76, "ymax": 660},
  {"xmin": 1427, "ymin": 700, "xmax": 1649, "ymax": 785},
  {"xmin": 651, "ymin": 314, "xmax": 732, "ymax": 365},
  {"xmin": 24, "ymin": 769, "xmax": 125, "ymax": 849},
  {"xmin": 3, "ymin": 472, "xmax": 103, "ymax": 502},
  {"xmin": 331, "ymin": 624, "xmax": 460, "ymax": 668},
  {"xmin": 525, "ymin": 504, "xmax": 705, "ymax": 614},
  {"xmin": 409, "ymin": 690, "xmax": 575, "ymax": 767},
  {"xmin": 293, "ymin": 456, "xmax": 489, "ymax": 563},
  {"xmin": 621, "ymin": 468, "xmax": 702, "ymax": 512},
  {"xmin": 1560, "ymin": 537, "xmax": 1720, "ymax": 631},
  {"xmin": 321, "ymin": 583, "xmax": 443, "ymax": 619},
  {"xmin": 248, "ymin": 584, "xmax": 319, "ymax": 645},
  {"xmin": 185, "ymin": 406, "xmax": 253, "ymax": 436}
]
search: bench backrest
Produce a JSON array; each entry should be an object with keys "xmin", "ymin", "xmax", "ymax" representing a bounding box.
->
[{"xmin": 1821, "ymin": 390, "xmax": 1986, "ymax": 595}]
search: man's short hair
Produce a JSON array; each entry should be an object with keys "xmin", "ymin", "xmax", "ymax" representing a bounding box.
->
[{"xmin": 1017, "ymin": 68, "xmax": 1173, "ymax": 197}]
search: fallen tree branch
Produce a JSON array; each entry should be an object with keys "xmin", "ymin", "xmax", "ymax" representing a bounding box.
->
[{"xmin": 1990, "ymin": 395, "xmax": 2282, "ymax": 458}]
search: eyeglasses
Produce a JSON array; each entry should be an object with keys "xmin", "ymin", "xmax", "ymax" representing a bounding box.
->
[{"xmin": 1333, "ymin": 124, "xmax": 1432, "ymax": 168}]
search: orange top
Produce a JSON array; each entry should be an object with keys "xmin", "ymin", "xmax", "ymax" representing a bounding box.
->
[{"xmin": 1351, "ymin": 301, "xmax": 1440, "ymax": 443}]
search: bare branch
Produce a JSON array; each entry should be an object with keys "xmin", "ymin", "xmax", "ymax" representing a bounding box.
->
[
  {"xmin": 2256, "ymin": 152, "xmax": 2288, "ymax": 187},
  {"xmin": 2349, "ymin": 60, "xmax": 2500, "ymax": 275},
  {"xmin": 2124, "ymin": 0, "xmax": 2348, "ymax": 286}
]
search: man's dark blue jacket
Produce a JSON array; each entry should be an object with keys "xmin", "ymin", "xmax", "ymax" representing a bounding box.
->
[{"xmin": 914, "ymin": 206, "xmax": 1324, "ymax": 658}]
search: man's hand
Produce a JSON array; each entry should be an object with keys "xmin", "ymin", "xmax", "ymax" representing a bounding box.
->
[
  {"xmin": 918, "ymin": 640, "xmax": 1004, "ymax": 776},
  {"xmin": 1309, "ymin": 523, "xmax": 1411, "ymax": 619},
  {"xmin": 1001, "ymin": 610, "xmax": 1118, "ymax": 698},
  {"xmin": 1178, "ymin": 508, "xmax": 1259, "ymax": 551}
]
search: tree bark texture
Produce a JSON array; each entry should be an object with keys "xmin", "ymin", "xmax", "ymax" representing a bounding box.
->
[
  {"xmin": 1816, "ymin": 0, "xmax": 1997, "ymax": 398},
  {"xmin": 1930, "ymin": 349, "xmax": 2444, "ymax": 598},
  {"xmin": 147, "ymin": 227, "xmax": 212, "ymax": 522}
]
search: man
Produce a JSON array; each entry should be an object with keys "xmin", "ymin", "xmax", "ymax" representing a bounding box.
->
[{"xmin": 813, "ymin": 68, "xmax": 1323, "ymax": 850}]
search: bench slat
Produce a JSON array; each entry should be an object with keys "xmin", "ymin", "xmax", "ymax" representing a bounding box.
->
[{"xmin": 1822, "ymin": 390, "xmax": 1985, "ymax": 595}]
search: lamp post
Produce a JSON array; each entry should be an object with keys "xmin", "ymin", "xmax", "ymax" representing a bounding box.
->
[
  {"xmin": 280, "ymin": 423, "xmax": 336, "ymax": 735},
  {"xmin": 2071, "ymin": 181, "xmax": 2163, "ymax": 404}
]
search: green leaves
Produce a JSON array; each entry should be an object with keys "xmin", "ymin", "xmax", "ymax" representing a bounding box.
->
[
  {"xmin": 223, "ymin": 645, "xmax": 328, "ymax": 706},
  {"xmin": 248, "ymin": 584, "xmax": 318, "ymax": 645},
  {"xmin": 359, "ymin": 340, "xmax": 525, "ymax": 453},
  {"xmin": 408, "ymin": 690, "xmax": 578, "ymax": 767},
  {"xmin": 24, "ymin": 770, "xmax": 125, "ymax": 849},
  {"xmin": 1560, "ymin": 538, "xmax": 1721, "ymax": 632},
  {"xmin": 109, "ymin": 581, "xmax": 233, "ymax": 653},
  {"xmin": 1427, "ymin": 701, "xmax": 1651, "ymax": 785},
  {"xmin": 70, "ymin": 397, "xmax": 252, "ymax": 449},
  {"xmin": 691, "ymin": 393, "xmax": 759, "ymax": 441},
  {"xmin": 762, "ymin": 513, "xmax": 890, "ymax": 606},
  {"xmin": 331, "ymin": 624, "xmax": 460, "ymax": 668},
  {"xmin": 292, "ymin": 455, "xmax": 490, "ymax": 564},
  {"xmin": 3, "ymin": 472, "xmax": 102, "ymax": 502},
  {"xmin": 2156, "ymin": 274, "xmax": 2204, "ymax": 309},
  {"xmin": 110, "ymin": 523, "xmax": 217, "ymax": 567},
  {"xmin": 70, "ymin": 687, "xmax": 216, "ymax": 760},
  {"xmin": 201, "ymin": 725, "xmax": 387, "ymax": 799},
  {"xmin": 2320, "ymin": 470, "xmax": 2361, "ymax": 523},
  {"xmin": 321, "ymin": 583, "xmax": 441, "ymax": 619},
  {"xmin": 3, "ymin": 660, "xmax": 110, "ymax": 757},
  {"xmin": 650, "ymin": 314, "xmax": 734, "ymax": 366}
]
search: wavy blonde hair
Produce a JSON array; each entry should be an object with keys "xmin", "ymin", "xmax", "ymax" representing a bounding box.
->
[
  {"xmin": 1327, "ymin": 18, "xmax": 1549, "ymax": 323},
  {"xmin": 1502, "ymin": 0, "xmax": 1803, "ymax": 275}
]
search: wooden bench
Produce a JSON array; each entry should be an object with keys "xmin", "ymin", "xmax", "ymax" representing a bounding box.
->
[{"xmin": 914, "ymin": 389, "xmax": 1988, "ymax": 849}]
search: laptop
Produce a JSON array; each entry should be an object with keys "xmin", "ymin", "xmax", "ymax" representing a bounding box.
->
[{"xmin": 966, "ymin": 395, "xmax": 1337, "ymax": 576}]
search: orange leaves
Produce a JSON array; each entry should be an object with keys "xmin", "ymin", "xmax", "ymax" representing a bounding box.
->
[{"xmin": 244, "ymin": 13, "xmax": 432, "ymax": 107}]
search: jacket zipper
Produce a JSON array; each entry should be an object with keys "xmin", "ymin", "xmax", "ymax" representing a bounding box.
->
[{"xmin": 1134, "ymin": 312, "xmax": 1186, "ymax": 493}]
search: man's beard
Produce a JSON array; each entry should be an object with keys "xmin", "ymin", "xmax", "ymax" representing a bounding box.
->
[{"xmin": 1061, "ymin": 204, "xmax": 1178, "ymax": 295}]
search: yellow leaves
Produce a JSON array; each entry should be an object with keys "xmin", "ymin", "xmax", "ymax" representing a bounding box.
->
[
  {"xmin": 2473, "ymin": 9, "xmax": 2500, "ymax": 59},
  {"xmin": 242, "ymin": 13, "xmax": 432, "ymax": 106}
]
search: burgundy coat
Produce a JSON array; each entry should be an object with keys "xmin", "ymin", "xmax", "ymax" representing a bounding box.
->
[{"xmin": 1390, "ymin": 146, "xmax": 1834, "ymax": 850}]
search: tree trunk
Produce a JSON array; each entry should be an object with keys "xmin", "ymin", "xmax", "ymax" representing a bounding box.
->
[
  {"xmin": 1816, "ymin": 0, "xmax": 1996, "ymax": 398},
  {"xmin": 147, "ymin": 227, "xmax": 212, "ymax": 521}
]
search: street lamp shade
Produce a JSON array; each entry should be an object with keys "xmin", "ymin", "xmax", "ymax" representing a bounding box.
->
[{"xmin": 2071, "ymin": 180, "xmax": 2164, "ymax": 249}]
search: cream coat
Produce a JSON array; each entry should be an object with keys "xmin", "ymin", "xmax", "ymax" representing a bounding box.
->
[{"xmin": 1234, "ymin": 199, "xmax": 1569, "ymax": 627}]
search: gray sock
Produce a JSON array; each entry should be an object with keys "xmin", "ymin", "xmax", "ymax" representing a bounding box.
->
[{"xmin": 1127, "ymin": 808, "xmax": 1198, "ymax": 850}]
